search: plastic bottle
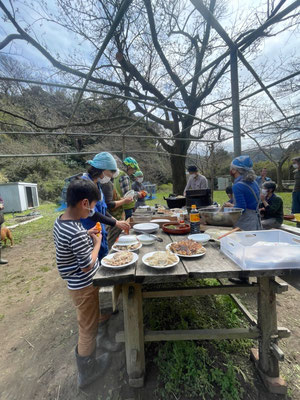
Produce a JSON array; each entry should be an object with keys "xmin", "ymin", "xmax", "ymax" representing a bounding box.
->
[{"xmin": 189, "ymin": 205, "xmax": 200, "ymax": 234}]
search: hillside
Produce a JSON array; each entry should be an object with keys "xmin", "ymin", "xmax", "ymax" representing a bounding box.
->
[{"xmin": 0, "ymin": 87, "xmax": 172, "ymax": 201}]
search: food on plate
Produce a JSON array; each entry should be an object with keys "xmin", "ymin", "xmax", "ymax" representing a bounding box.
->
[
  {"xmin": 113, "ymin": 242, "xmax": 140, "ymax": 251},
  {"xmin": 205, "ymin": 229, "xmax": 231, "ymax": 241},
  {"xmin": 169, "ymin": 239, "xmax": 206, "ymax": 256},
  {"xmin": 145, "ymin": 251, "xmax": 178, "ymax": 267},
  {"xmin": 103, "ymin": 251, "xmax": 133, "ymax": 266},
  {"xmin": 165, "ymin": 224, "xmax": 177, "ymax": 229}
]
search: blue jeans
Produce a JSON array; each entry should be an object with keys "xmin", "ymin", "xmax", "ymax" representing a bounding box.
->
[
  {"xmin": 292, "ymin": 191, "xmax": 300, "ymax": 214},
  {"xmin": 125, "ymin": 208, "xmax": 134, "ymax": 220}
]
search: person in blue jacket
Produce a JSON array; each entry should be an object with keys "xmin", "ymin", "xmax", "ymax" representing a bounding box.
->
[
  {"xmin": 80, "ymin": 152, "xmax": 130, "ymax": 261},
  {"xmin": 224, "ymin": 155, "xmax": 262, "ymax": 231},
  {"xmin": 224, "ymin": 155, "xmax": 262, "ymax": 284}
]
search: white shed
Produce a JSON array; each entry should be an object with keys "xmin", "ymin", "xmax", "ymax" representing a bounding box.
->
[
  {"xmin": 217, "ymin": 176, "xmax": 231, "ymax": 191},
  {"xmin": 0, "ymin": 182, "xmax": 39, "ymax": 213}
]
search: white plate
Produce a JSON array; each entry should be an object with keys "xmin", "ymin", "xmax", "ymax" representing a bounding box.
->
[
  {"xmin": 165, "ymin": 242, "xmax": 206, "ymax": 258},
  {"xmin": 112, "ymin": 242, "xmax": 142, "ymax": 252},
  {"xmin": 142, "ymin": 251, "xmax": 179, "ymax": 269},
  {"xmin": 137, "ymin": 234, "xmax": 156, "ymax": 245},
  {"xmin": 188, "ymin": 233, "xmax": 210, "ymax": 244},
  {"xmin": 150, "ymin": 219, "xmax": 170, "ymax": 223},
  {"xmin": 133, "ymin": 223, "xmax": 159, "ymax": 233},
  {"xmin": 101, "ymin": 252, "xmax": 139, "ymax": 269},
  {"xmin": 117, "ymin": 235, "xmax": 138, "ymax": 245}
]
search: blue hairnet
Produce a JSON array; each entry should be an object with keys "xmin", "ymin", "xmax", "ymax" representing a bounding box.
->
[
  {"xmin": 231, "ymin": 155, "xmax": 253, "ymax": 171},
  {"xmin": 86, "ymin": 152, "xmax": 117, "ymax": 170}
]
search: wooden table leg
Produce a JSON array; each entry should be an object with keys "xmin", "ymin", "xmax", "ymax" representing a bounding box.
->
[
  {"xmin": 251, "ymin": 276, "xmax": 287, "ymax": 394},
  {"xmin": 122, "ymin": 283, "xmax": 145, "ymax": 387}
]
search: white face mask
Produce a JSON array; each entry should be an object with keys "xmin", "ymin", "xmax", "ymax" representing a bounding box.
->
[
  {"xmin": 293, "ymin": 163, "xmax": 298, "ymax": 169},
  {"xmin": 85, "ymin": 206, "xmax": 95, "ymax": 217},
  {"xmin": 137, "ymin": 177, "xmax": 143, "ymax": 183},
  {"xmin": 261, "ymin": 189, "xmax": 268, "ymax": 196},
  {"xmin": 112, "ymin": 168, "xmax": 120, "ymax": 178},
  {"xmin": 99, "ymin": 175, "xmax": 111, "ymax": 184}
]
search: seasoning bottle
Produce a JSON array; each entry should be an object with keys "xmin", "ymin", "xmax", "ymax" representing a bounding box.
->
[{"xmin": 189, "ymin": 205, "xmax": 200, "ymax": 234}]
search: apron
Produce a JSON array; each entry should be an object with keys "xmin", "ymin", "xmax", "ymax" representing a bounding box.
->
[
  {"xmin": 80, "ymin": 174, "xmax": 109, "ymax": 260},
  {"xmin": 234, "ymin": 181, "xmax": 262, "ymax": 231}
]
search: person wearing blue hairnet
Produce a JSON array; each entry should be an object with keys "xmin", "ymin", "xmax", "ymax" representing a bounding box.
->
[
  {"xmin": 224, "ymin": 155, "xmax": 262, "ymax": 284},
  {"xmin": 80, "ymin": 152, "xmax": 130, "ymax": 262},
  {"xmin": 224, "ymin": 155, "xmax": 262, "ymax": 231}
]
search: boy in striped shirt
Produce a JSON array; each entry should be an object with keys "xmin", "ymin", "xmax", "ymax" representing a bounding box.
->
[{"xmin": 53, "ymin": 178, "xmax": 110, "ymax": 388}]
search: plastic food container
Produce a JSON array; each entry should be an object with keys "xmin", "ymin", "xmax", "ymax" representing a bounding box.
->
[{"xmin": 220, "ymin": 230, "xmax": 300, "ymax": 270}]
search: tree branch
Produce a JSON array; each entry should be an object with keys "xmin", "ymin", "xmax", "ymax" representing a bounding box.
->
[{"xmin": 143, "ymin": 0, "xmax": 189, "ymax": 105}]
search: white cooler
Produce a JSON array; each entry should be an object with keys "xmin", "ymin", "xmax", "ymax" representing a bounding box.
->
[{"xmin": 220, "ymin": 230, "xmax": 300, "ymax": 271}]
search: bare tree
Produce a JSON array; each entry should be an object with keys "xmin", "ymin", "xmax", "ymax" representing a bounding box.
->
[{"xmin": 0, "ymin": 0, "xmax": 299, "ymax": 192}]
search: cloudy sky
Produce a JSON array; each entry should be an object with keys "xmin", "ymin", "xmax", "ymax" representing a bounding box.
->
[{"xmin": 0, "ymin": 0, "xmax": 299, "ymax": 153}]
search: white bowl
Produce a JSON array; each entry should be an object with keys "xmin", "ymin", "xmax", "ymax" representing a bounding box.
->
[
  {"xmin": 117, "ymin": 235, "xmax": 138, "ymax": 245},
  {"xmin": 137, "ymin": 234, "xmax": 156, "ymax": 245},
  {"xmin": 188, "ymin": 233, "xmax": 210, "ymax": 244}
]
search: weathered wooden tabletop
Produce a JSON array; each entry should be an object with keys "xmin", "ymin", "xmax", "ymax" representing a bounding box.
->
[{"xmin": 93, "ymin": 227, "xmax": 294, "ymax": 287}]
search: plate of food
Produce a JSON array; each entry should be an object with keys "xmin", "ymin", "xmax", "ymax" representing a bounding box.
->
[
  {"xmin": 166, "ymin": 240, "xmax": 206, "ymax": 257},
  {"xmin": 162, "ymin": 222, "xmax": 190, "ymax": 234},
  {"xmin": 205, "ymin": 228, "xmax": 231, "ymax": 243},
  {"xmin": 142, "ymin": 251, "xmax": 179, "ymax": 269},
  {"xmin": 112, "ymin": 241, "xmax": 142, "ymax": 252},
  {"xmin": 101, "ymin": 251, "xmax": 138, "ymax": 269}
]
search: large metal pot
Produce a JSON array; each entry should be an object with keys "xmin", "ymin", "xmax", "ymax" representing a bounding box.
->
[
  {"xmin": 199, "ymin": 207, "xmax": 243, "ymax": 227},
  {"xmin": 164, "ymin": 195, "xmax": 186, "ymax": 209}
]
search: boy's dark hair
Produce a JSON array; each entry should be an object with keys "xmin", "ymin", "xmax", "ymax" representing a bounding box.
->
[
  {"xmin": 187, "ymin": 165, "xmax": 198, "ymax": 173},
  {"xmin": 87, "ymin": 166, "xmax": 104, "ymax": 179},
  {"xmin": 262, "ymin": 181, "xmax": 276, "ymax": 192},
  {"xmin": 66, "ymin": 177, "xmax": 100, "ymax": 207},
  {"xmin": 225, "ymin": 186, "xmax": 233, "ymax": 195}
]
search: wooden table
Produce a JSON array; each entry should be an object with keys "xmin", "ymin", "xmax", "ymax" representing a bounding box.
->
[{"xmin": 93, "ymin": 228, "xmax": 294, "ymax": 394}]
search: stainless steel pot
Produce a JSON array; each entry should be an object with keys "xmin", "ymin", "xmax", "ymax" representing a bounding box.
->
[{"xmin": 199, "ymin": 207, "xmax": 243, "ymax": 227}]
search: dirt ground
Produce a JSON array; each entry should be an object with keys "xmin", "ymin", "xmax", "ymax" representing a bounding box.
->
[{"xmin": 0, "ymin": 232, "xmax": 300, "ymax": 400}]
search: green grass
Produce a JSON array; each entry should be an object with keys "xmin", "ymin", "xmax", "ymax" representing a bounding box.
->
[
  {"xmin": 2, "ymin": 202, "xmax": 60, "ymax": 245},
  {"xmin": 144, "ymin": 279, "xmax": 250, "ymax": 400}
]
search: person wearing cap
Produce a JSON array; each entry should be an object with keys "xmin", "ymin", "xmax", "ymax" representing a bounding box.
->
[
  {"xmin": 114, "ymin": 157, "xmax": 141, "ymax": 219},
  {"xmin": 132, "ymin": 171, "xmax": 147, "ymax": 208},
  {"xmin": 183, "ymin": 165, "xmax": 208, "ymax": 196},
  {"xmin": 81, "ymin": 152, "xmax": 130, "ymax": 260},
  {"xmin": 256, "ymin": 168, "xmax": 271, "ymax": 188},
  {"xmin": 291, "ymin": 156, "xmax": 300, "ymax": 214},
  {"xmin": 259, "ymin": 181, "xmax": 283, "ymax": 229}
]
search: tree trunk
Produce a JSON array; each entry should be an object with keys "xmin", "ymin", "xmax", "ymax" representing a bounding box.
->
[
  {"xmin": 170, "ymin": 154, "xmax": 187, "ymax": 195},
  {"xmin": 276, "ymin": 164, "xmax": 283, "ymax": 191}
]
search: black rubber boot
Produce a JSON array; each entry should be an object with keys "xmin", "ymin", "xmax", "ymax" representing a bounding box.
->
[
  {"xmin": 0, "ymin": 248, "xmax": 8, "ymax": 264},
  {"xmin": 97, "ymin": 322, "xmax": 122, "ymax": 352},
  {"xmin": 229, "ymin": 277, "xmax": 249, "ymax": 284},
  {"xmin": 75, "ymin": 346, "xmax": 110, "ymax": 389}
]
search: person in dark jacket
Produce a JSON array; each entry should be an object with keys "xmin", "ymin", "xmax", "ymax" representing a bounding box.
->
[
  {"xmin": 291, "ymin": 156, "xmax": 300, "ymax": 214},
  {"xmin": 0, "ymin": 195, "xmax": 8, "ymax": 264},
  {"xmin": 259, "ymin": 181, "xmax": 283, "ymax": 229},
  {"xmin": 132, "ymin": 171, "xmax": 147, "ymax": 208}
]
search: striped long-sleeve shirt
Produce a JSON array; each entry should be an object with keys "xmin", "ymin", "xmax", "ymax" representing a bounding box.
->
[{"xmin": 53, "ymin": 217, "xmax": 99, "ymax": 290}]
